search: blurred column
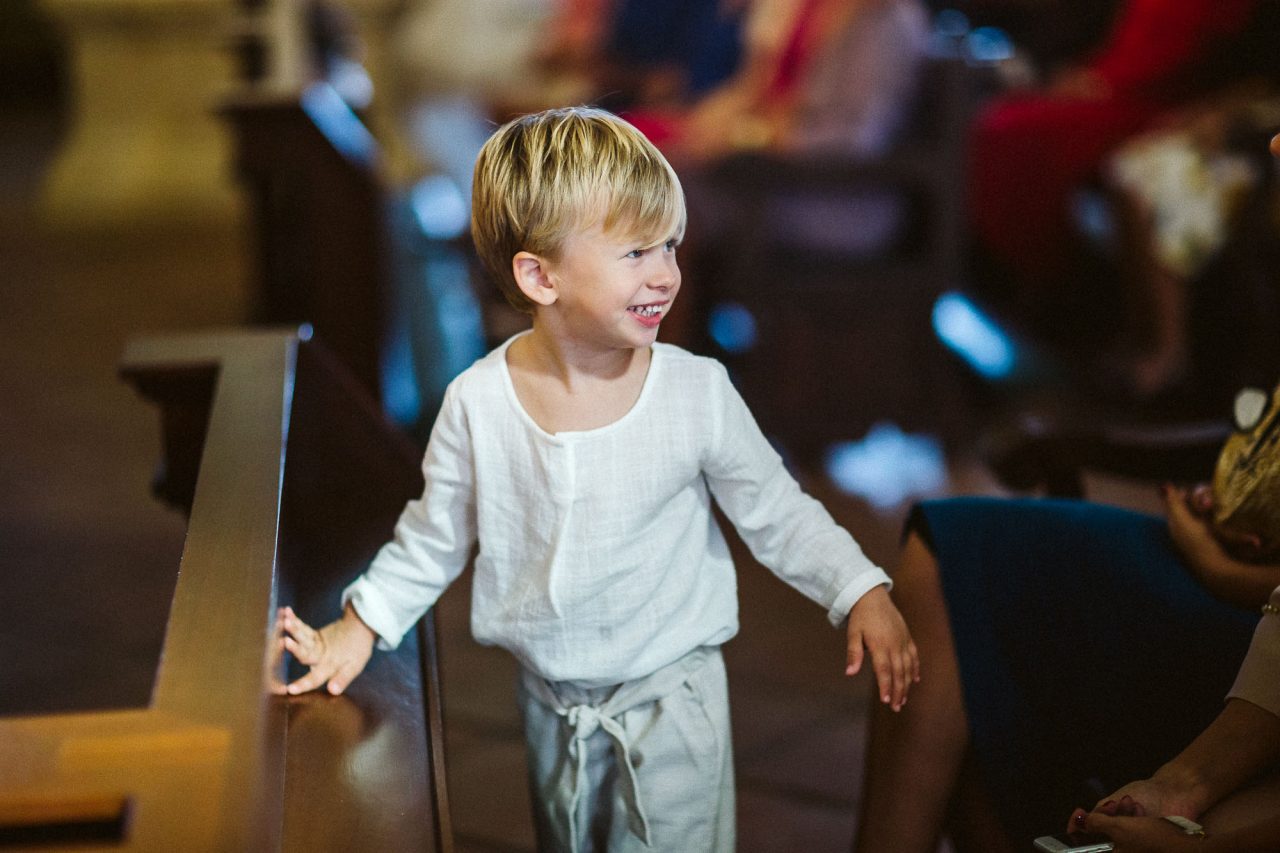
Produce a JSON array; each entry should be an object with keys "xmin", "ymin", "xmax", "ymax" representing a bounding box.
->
[
  {"xmin": 37, "ymin": 0, "xmax": 243, "ymax": 229},
  {"xmin": 340, "ymin": 0, "xmax": 423, "ymax": 184}
]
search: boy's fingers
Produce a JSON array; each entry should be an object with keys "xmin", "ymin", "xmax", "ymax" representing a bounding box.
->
[
  {"xmin": 286, "ymin": 663, "xmax": 335, "ymax": 695},
  {"xmin": 882, "ymin": 643, "xmax": 918, "ymax": 710},
  {"xmin": 285, "ymin": 623, "xmax": 325, "ymax": 662},
  {"xmin": 873, "ymin": 652, "xmax": 894, "ymax": 705},
  {"xmin": 845, "ymin": 631, "xmax": 865, "ymax": 676},
  {"xmin": 888, "ymin": 651, "xmax": 908, "ymax": 710},
  {"xmin": 280, "ymin": 609, "xmax": 315, "ymax": 640},
  {"xmin": 877, "ymin": 651, "xmax": 896, "ymax": 706},
  {"xmin": 282, "ymin": 635, "xmax": 318, "ymax": 665},
  {"xmin": 328, "ymin": 661, "xmax": 363, "ymax": 696}
]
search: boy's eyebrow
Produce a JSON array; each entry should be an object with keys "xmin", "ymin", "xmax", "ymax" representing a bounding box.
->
[
  {"xmin": 627, "ymin": 236, "xmax": 681, "ymax": 253},
  {"xmin": 612, "ymin": 233, "xmax": 664, "ymax": 251}
]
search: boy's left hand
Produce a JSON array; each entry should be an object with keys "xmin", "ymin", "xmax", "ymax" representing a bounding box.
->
[{"xmin": 846, "ymin": 585, "xmax": 919, "ymax": 711}]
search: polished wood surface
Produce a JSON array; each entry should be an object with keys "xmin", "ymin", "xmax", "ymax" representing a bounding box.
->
[
  {"xmin": 0, "ymin": 329, "xmax": 451, "ymax": 851},
  {"xmin": 276, "ymin": 337, "xmax": 451, "ymax": 852}
]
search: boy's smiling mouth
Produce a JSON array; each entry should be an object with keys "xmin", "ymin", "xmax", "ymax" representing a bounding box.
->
[{"xmin": 627, "ymin": 302, "xmax": 667, "ymax": 329}]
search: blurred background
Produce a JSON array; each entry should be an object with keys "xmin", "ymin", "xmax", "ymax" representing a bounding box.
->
[{"xmin": 1, "ymin": 0, "xmax": 1277, "ymax": 850}]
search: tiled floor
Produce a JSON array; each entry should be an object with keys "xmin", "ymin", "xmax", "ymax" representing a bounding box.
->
[{"xmin": 1, "ymin": 105, "xmax": 999, "ymax": 852}]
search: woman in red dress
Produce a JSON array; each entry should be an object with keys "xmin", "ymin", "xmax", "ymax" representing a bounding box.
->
[{"xmin": 967, "ymin": 0, "xmax": 1261, "ymax": 393}]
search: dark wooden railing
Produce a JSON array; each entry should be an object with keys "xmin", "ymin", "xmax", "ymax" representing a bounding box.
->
[{"xmin": 0, "ymin": 328, "xmax": 451, "ymax": 851}]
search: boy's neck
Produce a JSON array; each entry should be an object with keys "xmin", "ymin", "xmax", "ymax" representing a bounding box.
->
[
  {"xmin": 516, "ymin": 323, "xmax": 647, "ymax": 387},
  {"xmin": 506, "ymin": 324, "xmax": 653, "ymax": 434}
]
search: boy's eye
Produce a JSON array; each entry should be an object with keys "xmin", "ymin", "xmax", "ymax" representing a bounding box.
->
[{"xmin": 625, "ymin": 239, "xmax": 679, "ymax": 259}]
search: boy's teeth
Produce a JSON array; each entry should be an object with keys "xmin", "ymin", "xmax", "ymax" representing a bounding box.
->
[{"xmin": 631, "ymin": 305, "xmax": 659, "ymax": 317}]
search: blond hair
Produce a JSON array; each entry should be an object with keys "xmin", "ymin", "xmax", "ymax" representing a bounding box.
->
[{"xmin": 471, "ymin": 106, "xmax": 686, "ymax": 313}]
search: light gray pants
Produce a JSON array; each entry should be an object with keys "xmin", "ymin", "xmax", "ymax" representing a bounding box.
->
[{"xmin": 518, "ymin": 646, "xmax": 735, "ymax": 853}]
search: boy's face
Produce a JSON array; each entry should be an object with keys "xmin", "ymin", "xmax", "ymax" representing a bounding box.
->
[{"xmin": 542, "ymin": 222, "xmax": 682, "ymax": 350}]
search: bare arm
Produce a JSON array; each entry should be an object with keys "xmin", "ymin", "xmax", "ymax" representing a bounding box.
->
[
  {"xmin": 1073, "ymin": 698, "xmax": 1280, "ymax": 825},
  {"xmin": 1078, "ymin": 812, "xmax": 1280, "ymax": 853},
  {"xmin": 1202, "ymin": 813, "xmax": 1280, "ymax": 853},
  {"xmin": 1147, "ymin": 698, "xmax": 1280, "ymax": 816},
  {"xmin": 1164, "ymin": 484, "xmax": 1280, "ymax": 610}
]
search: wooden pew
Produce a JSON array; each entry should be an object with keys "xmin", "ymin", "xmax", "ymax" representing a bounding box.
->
[
  {"xmin": 221, "ymin": 85, "xmax": 391, "ymax": 406},
  {"xmin": 219, "ymin": 82, "xmax": 491, "ymax": 440},
  {"xmin": 0, "ymin": 328, "xmax": 452, "ymax": 851}
]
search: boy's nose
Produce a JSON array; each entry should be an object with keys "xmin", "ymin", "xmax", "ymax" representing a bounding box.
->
[{"xmin": 649, "ymin": 261, "xmax": 680, "ymax": 291}]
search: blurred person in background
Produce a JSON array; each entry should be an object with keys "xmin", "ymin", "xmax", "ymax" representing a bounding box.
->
[
  {"xmin": 391, "ymin": 0, "xmax": 747, "ymax": 199},
  {"xmin": 625, "ymin": 0, "xmax": 930, "ymax": 165},
  {"xmin": 966, "ymin": 0, "xmax": 1275, "ymax": 400},
  {"xmin": 624, "ymin": 0, "xmax": 931, "ymax": 348}
]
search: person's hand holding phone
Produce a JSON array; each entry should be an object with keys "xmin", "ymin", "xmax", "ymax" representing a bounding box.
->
[
  {"xmin": 1033, "ymin": 829, "xmax": 1113, "ymax": 852},
  {"xmin": 1061, "ymin": 812, "xmax": 1205, "ymax": 852}
]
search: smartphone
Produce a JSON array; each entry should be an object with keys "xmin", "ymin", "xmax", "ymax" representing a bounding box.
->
[{"xmin": 1032, "ymin": 832, "xmax": 1113, "ymax": 853}]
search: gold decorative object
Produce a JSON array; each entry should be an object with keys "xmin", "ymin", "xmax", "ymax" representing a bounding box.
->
[{"xmin": 1213, "ymin": 383, "xmax": 1280, "ymax": 559}]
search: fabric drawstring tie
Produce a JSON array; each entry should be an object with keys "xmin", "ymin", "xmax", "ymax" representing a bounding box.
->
[
  {"xmin": 564, "ymin": 704, "xmax": 650, "ymax": 851},
  {"xmin": 520, "ymin": 646, "xmax": 714, "ymax": 853}
]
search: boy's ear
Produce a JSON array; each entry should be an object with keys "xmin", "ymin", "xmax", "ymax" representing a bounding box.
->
[{"xmin": 512, "ymin": 252, "xmax": 558, "ymax": 307}]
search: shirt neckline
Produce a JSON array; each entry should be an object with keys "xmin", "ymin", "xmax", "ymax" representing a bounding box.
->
[{"xmin": 497, "ymin": 332, "xmax": 662, "ymax": 441}]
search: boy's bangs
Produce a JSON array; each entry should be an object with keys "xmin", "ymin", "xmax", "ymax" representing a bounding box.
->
[
  {"xmin": 602, "ymin": 171, "xmax": 686, "ymax": 247},
  {"xmin": 514, "ymin": 107, "xmax": 686, "ymax": 253}
]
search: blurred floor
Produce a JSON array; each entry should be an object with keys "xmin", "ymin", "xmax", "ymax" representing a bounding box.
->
[
  {"xmin": 0, "ymin": 106, "xmax": 251, "ymax": 716},
  {"xmin": 0, "ymin": 102, "xmax": 1005, "ymax": 852}
]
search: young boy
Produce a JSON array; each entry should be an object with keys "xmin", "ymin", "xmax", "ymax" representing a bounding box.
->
[{"xmin": 279, "ymin": 106, "xmax": 918, "ymax": 852}]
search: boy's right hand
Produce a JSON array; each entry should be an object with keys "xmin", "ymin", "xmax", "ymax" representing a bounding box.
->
[{"xmin": 277, "ymin": 604, "xmax": 375, "ymax": 696}]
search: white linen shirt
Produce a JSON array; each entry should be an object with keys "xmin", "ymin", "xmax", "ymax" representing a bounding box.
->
[{"xmin": 343, "ymin": 335, "xmax": 890, "ymax": 686}]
